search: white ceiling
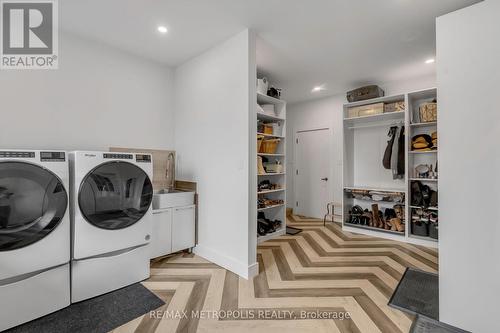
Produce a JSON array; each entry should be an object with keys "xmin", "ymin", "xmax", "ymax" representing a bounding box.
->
[{"xmin": 60, "ymin": 0, "xmax": 481, "ymax": 103}]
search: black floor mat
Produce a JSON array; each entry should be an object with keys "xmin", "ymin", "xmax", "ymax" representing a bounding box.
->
[
  {"xmin": 410, "ymin": 316, "xmax": 471, "ymax": 333},
  {"xmin": 6, "ymin": 283, "xmax": 165, "ymax": 333},
  {"xmin": 286, "ymin": 226, "xmax": 302, "ymax": 235},
  {"xmin": 389, "ymin": 267, "xmax": 439, "ymax": 320}
]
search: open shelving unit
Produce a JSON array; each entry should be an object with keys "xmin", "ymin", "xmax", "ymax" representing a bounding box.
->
[
  {"xmin": 407, "ymin": 88, "xmax": 438, "ymax": 244},
  {"xmin": 342, "ymin": 89, "xmax": 438, "ymax": 247},
  {"xmin": 256, "ymin": 92, "xmax": 287, "ymax": 244}
]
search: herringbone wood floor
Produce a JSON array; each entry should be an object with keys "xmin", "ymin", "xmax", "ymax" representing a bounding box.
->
[{"xmin": 112, "ymin": 216, "xmax": 438, "ymax": 333}]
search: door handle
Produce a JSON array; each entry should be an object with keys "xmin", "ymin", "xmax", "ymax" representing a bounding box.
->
[{"xmin": 321, "ymin": 178, "xmax": 328, "ymax": 181}]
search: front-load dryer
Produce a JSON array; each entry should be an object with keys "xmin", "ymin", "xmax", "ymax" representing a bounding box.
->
[
  {"xmin": 0, "ymin": 150, "xmax": 70, "ymax": 331},
  {"xmin": 70, "ymin": 151, "xmax": 153, "ymax": 302}
]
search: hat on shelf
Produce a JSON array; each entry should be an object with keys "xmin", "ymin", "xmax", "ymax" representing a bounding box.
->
[
  {"xmin": 412, "ymin": 134, "xmax": 433, "ymax": 151},
  {"xmin": 431, "ymin": 131, "xmax": 438, "ymax": 149}
]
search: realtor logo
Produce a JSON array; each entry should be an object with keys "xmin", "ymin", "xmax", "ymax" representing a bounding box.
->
[{"xmin": 1, "ymin": 0, "xmax": 58, "ymax": 69}]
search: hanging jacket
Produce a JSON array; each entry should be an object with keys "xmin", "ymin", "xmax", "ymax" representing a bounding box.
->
[
  {"xmin": 383, "ymin": 126, "xmax": 397, "ymax": 169},
  {"xmin": 391, "ymin": 127, "xmax": 400, "ymax": 179},
  {"xmin": 397, "ymin": 126, "xmax": 405, "ymax": 176}
]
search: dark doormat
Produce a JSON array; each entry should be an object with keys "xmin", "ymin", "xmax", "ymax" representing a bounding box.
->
[
  {"xmin": 410, "ymin": 316, "xmax": 471, "ymax": 333},
  {"xmin": 286, "ymin": 226, "xmax": 302, "ymax": 235},
  {"xmin": 389, "ymin": 267, "xmax": 439, "ymax": 320},
  {"xmin": 6, "ymin": 283, "xmax": 165, "ymax": 333}
]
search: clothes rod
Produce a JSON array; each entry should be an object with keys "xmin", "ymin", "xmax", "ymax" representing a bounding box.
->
[{"xmin": 347, "ymin": 121, "xmax": 404, "ymax": 130}]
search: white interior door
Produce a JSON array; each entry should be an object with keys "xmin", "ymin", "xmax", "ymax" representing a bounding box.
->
[{"xmin": 295, "ymin": 129, "xmax": 331, "ymax": 218}]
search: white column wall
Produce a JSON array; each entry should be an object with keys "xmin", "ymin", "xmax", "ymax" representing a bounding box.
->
[
  {"xmin": 437, "ymin": 1, "xmax": 500, "ymax": 331},
  {"xmin": 174, "ymin": 30, "xmax": 257, "ymax": 278}
]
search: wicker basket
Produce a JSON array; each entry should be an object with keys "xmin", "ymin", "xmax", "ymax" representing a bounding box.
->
[
  {"xmin": 262, "ymin": 124, "xmax": 274, "ymax": 135},
  {"xmin": 419, "ymin": 102, "xmax": 437, "ymax": 122},
  {"xmin": 257, "ymin": 135, "xmax": 264, "ymax": 152},
  {"xmin": 257, "ymin": 156, "xmax": 266, "ymax": 175},
  {"xmin": 260, "ymin": 139, "xmax": 280, "ymax": 154}
]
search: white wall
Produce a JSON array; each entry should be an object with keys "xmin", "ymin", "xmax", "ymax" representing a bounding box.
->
[
  {"xmin": 286, "ymin": 75, "xmax": 436, "ymax": 210},
  {"xmin": 0, "ymin": 32, "xmax": 175, "ymax": 151},
  {"xmin": 437, "ymin": 1, "xmax": 500, "ymax": 332},
  {"xmin": 174, "ymin": 30, "xmax": 257, "ymax": 278}
]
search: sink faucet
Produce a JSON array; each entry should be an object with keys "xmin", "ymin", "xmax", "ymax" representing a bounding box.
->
[{"xmin": 166, "ymin": 152, "xmax": 175, "ymax": 192}]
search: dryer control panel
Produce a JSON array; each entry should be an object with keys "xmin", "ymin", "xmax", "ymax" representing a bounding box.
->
[
  {"xmin": 136, "ymin": 154, "xmax": 152, "ymax": 163},
  {"xmin": 40, "ymin": 152, "xmax": 66, "ymax": 162}
]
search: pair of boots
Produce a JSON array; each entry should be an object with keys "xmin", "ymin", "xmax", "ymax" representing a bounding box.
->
[
  {"xmin": 361, "ymin": 204, "xmax": 405, "ymax": 232},
  {"xmin": 257, "ymin": 212, "xmax": 281, "ymax": 236}
]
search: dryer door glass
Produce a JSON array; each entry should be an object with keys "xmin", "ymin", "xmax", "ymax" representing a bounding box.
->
[
  {"xmin": 79, "ymin": 161, "xmax": 153, "ymax": 230},
  {"xmin": 0, "ymin": 162, "xmax": 68, "ymax": 251}
]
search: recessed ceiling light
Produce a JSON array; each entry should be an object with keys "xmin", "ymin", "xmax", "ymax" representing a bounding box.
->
[
  {"xmin": 157, "ymin": 26, "xmax": 168, "ymax": 34},
  {"xmin": 312, "ymin": 86, "xmax": 325, "ymax": 93},
  {"xmin": 425, "ymin": 58, "xmax": 435, "ymax": 64}
]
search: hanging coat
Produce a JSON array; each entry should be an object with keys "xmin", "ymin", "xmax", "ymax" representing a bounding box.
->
[
  {"xmin": 383, "ymin": 126, "xmax": 397, "ymax": 169},
  {"xmin": 391, "ymin": 127, "xmax": 401, "ymax": 179},
  {"xmin": 397, "ymin": 126, "xmax": 405, "ymax": 177}
]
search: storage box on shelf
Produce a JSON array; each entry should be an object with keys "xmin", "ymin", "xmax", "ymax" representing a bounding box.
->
[{"xmin": 256, "ymin": 92, "xmax": 286, "ymax": 243}]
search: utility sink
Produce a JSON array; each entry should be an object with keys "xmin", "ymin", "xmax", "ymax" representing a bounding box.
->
[{"xmin": 153, "ymin": 189, "xmax": 195, "ymax": 210}]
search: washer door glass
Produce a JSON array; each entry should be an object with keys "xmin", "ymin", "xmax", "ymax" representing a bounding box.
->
[
  {"xmin": 79, "ymin": 161, "xmax": 153, "ymax": 230},
  {"xmin": 0, "ymin": 162, "xmax": 68, "ymax": 251}
]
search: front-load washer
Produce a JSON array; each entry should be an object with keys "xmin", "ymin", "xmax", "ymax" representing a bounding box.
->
[
  {"xmin": 70, "ymin": 151, "xmax": 153, "ymax": 302},
  {"xmin": 0, "ymin": 150, "xmax": 70, "ymax": 331}
]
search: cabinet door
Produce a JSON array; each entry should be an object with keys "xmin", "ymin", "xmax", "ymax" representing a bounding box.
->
[
  {"xmin": 151, "ymin": 209, "xmax": 172, "ymax": 258},
  {"xmin": 172, "ymin": 205, "xmax": 195, "ymax": 253}
]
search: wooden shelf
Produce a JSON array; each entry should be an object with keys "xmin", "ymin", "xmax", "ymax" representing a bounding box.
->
[
  {"xmin": 258, "ymin": 172, "xmax": 286, "ymax": 176},
  {"xmin": 257, "ymin": 227, "xmax": 286, "ymax": 244},
  {"xmin": 257, "ymin": 112, "xmax": 285, "ymax": 122},
  {"xmin": 343, "ymin": 222, "xmax": 405, "ymax": 236},
  {"xmin": 410, "ymin": 150, "xmax": 437, "ymax": 154},
  {"xmin": 344, "ymin": 186, "xmax": 406, "ymax": 193},
  {"xmin": 257, "ymin": 132, "xmax": 284, "ymax": 139},
  {"xmin": 258, "ymin": 188, "xmax": 285, "ymax": 195},
  {"xmin": 258, "ymin": 204, "xmax": 285, "ymax": 211},
  {"xmin": 258, "ymin": 153, "xmax": 284, "ymax": 157},
  {"xmin": 411, "ymin": 121, "xmax": 437, "ymax": 127},
  {"xmin": 257, "ymin": 93, "xmax": 285, "ymax": 106},
  {"xmin": 410, "ymin": 178, "xmax": 438, "ymax": 182},
  {"xmin": 410, "ymin": 205, "xmax": 439, "ymax": 211}
]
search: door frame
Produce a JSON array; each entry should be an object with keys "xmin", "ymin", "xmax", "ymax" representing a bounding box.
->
[{"xmin": 293, "ymin": 127, "xmax": 334, "ymax": 217}]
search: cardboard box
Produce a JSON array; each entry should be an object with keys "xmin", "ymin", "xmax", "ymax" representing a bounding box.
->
[{"xmin": 384, "ymin": 101, "xmax": 405, "ymax": 113}]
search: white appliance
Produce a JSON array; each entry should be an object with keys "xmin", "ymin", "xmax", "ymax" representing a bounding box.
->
[
  {"xmin": 0, "ymin": 150, "xmax": 70, "ymax": 331},
  {"xmin": 69, "ymin": 151, "xmax": 153, "ymax": 302}
]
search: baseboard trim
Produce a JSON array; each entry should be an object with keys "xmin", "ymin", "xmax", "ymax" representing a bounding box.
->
[
  {"xmin": 247, "ymin": 262, "xmax": 259, "ymax": 278},
  {"xmin": 193, "ymin": 244, "xmax": 258, "ymax": 279}
]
